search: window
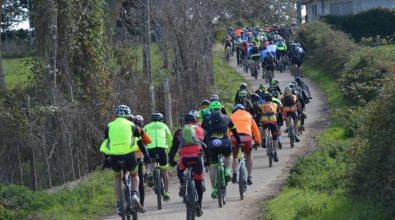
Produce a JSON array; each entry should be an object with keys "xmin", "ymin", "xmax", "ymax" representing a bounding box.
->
[{"xmin": 330, "ymin": 1, "xmax": 353, "ymax": 15}]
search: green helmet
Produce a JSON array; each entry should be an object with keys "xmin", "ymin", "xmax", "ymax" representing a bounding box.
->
[
  {"xmin": 239, "ymin": 90, "xmax": 248, "ymax": 97},
  {"xmin": 209, "ymin": 101, "xmax": 222, "ymax": 111}
]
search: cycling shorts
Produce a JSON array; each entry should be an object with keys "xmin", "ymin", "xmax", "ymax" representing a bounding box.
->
[
  {"xmin": 110, "ymin": 152, "xmax": 137, "ymax": 173},
  {"xmin": 207, "ymin": 137, "xmax": 231, "ymax": 164},
  {"xmin": 230, "ymin": 134, "xmax": 253, "ymax": 157},
  {"xmin": 178, "ymin": 156, "xmax": 204, "ymax": 181},
  {"xmin": 148, "ymin": 147, "xmax": 168, "ymax": 167},
  {"xmin": 286, "ymin": 111, "xmax": 298, "ymax": 121},
  {"xmin": 262, "ymin": 123, "xmax": 279, "ymax": 140}
]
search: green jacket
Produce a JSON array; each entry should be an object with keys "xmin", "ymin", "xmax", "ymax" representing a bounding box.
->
[
  {"xmin": 144, "ymin": 121, "xmax": 173, "ymax": 149},
  {"xmin": 100, "ymin": 117, "xmax": 135, "ymax": 155}
]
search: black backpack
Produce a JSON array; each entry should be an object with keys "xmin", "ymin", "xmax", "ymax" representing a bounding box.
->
[
  {"xmin": 207, "ymin": 111, "xmax": 228, "ymax": 136},
  {"xmin": 283, "ymin": 95, "xmax": 295, "ymax": 106}
]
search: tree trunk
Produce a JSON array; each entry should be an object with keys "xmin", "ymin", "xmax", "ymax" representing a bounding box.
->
[
  {"xmin": 0, "ymin": 0, "xmax": 6, "ymax": 90},
  {"xmin": 30, "ymin": 149, "xmax": 37, "ymax": 191},
  {"xmin": 105, "ymin": 0, "xmax": 125, "ymax": 39}
]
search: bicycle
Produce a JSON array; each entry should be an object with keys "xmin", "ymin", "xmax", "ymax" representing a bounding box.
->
[
  {"xmin": 118, "ymin": 160, "xmax": 139, "ymax": 220},
  {"xmin": 216, "ymin": 154, "xmax": 227, "ymax": 207},
  {"xmin": 225, "ymin": 46, "xmax": 232, "ymax": 61},
  {"xmin": 184, "ymin": 161, "xmax": 200, "ymax": 220},
  {"xmin": 250, "ymin": 59, "xmax": 259, "ymax": 79},
  {"xmin": 264, "ymin": 69, "xmax": 274, "ymax": 84},
  {"xmin": 148, "ymin": 156, "xmax": 164, "ymax": 210},
  {"xmin": 235, "ymin": 147, "xmax": 247, "ymax": 200},
  {"xmin": 287, "ymin": 116, "xmax": 296, "ymax": 148},
  {"xmin": 263, "ymin": 126, "xmax": 274, "ymax": 167}
]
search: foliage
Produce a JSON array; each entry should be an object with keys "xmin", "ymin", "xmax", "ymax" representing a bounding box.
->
[
  {"xmin": 339, "ymin": 45, "xmax": 395, "ymax": 105},
  {"xmin": 298, "ymin": 21, "xmax": 359, "ymax": 74},
  {"xmin": 323, "ymin": 8, "xmax": 395, "ymax": 41},
  {"xmin": 351, "ymin": 81, "xmax": 395, "ymax": 215}
]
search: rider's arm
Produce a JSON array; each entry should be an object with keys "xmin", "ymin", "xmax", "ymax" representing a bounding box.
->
[
  {"xmin": 104, "ymin": 126, "xmax": 109, "ymax": 139},
  {"xmin": 228, "ymin": 119, "xmax": 241, "ymax": 145},
  {"xmin": 137, "ymin": 139, "xmax": 149, "ymax": 158},
  {"xmin": 251, "ymin": 118, "xmax": 261, "ymax": 144},
  {"xmin": 165, "ymin": 126, "xmax": 173, "ymax": 147},
  {"xmin": 168, "ymin": 129, "xmax": 181, "ymax": 162},
  {"xmin": 139, "ymin": 128, "xmax": 152, "ymax": 145}
]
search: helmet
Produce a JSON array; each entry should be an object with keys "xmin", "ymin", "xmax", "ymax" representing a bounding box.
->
[
  {"xmin": 288, "ymin": 83, "xmax": 295, "ymax": 89},
  {"xmin": 238, "ymin": 90, "xmax": 248, "ymax": 97},
  {"xmin": 264, "ymin": 93, "xmax": 273, "ymax": 102},
  {"xmin": 251, "ymin": 93, "xmax": 260, "ymax": 101},
  {"xmin": 240, "ymin": 82, "xmax": 247, "ymax": 90},
  {"xmin": 116, "ymin": 105, "xmax": 131, "ymax": 118},
  {"xmin": 209, "ymin": 101, "xmax": 222, "ymax": 111},
  {"xmin": 228, "ymin": 26, "xmax": 233, "ymax": 30},
  {"xmin": 127, "ymin": 114, "xmax": 135, "ymax": 121},
  {"xmin": 201, "ymin": 99, "xmax": 210, "ymax": 107},
  {"xmin": 185, "ymin": 110, "xmax": 199, "ymax": 123},
  {"xmin": 294, "ymin": 91, "xmax": 299, "ymax": 96},
  {"xmin": 232, "ymin": 103, "xmax": 245, "ymax": 111},
  {"xmin": 134, "ymin": 115, "xmax": 144, "ymax": 127},
  {"xmin": 151, "ymin": 112, "xmax": 164, "ymax": 122},
  {"xmin": 210, "ymin": 94, "xmax": 220, "ymax": 102},
  {"xmin": 295, "ymin": 77, "xmax": 302, "ymax": 83},
  {"xmin": 259, "ymin": 84, "xmax": 266, "ymax": 90},
  {"xmin": 284, "ymin": 87, "xmax": 293, "ymax": 95}
]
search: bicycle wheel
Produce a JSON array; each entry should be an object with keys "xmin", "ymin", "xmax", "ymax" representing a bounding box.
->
[
  {"xmin": 186, "ymin": 178, "xmax": 196, "ymax": 220},
  {"xmin": 126, "ymin": 176, "xmax": 133, "ymax": 220},
  {"xmin": 216, "ymin": 166, "xmax": 223, "ymax": 207},
  {"xmin": 154, "ymin": 170, "xmax": 162, "ymax": 210},
  {"xmin": 268, "ymin": 138, "xmax": 273, "ymax": 167},
  {"xmin": 120, "ymin": 182, "xmax": 127, "ymax": 220},
  {"xmin": 238, "ymin": 163, "xmax": 246, "ymax": 200}
]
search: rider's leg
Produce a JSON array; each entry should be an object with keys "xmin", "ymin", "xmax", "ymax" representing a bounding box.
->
[
  {"xmin": 272, "ymin": 124, "xmax": 279, "ymax": 162},
  {"xmin": 137, "ymin": 162, "xmax": 145, "ymax": 205},
  {"xmin": 194, "ymin": 158, "xmax": 204, "ymax": 203},
  {"xmin": 209, "ymin": 148, "xmax": 218, "ymax": 187},
  {"xmin": 130, "ymin": 171, "xmax": 139, "ymax": 192},
  {"xmin": 262, "ymin": 124, "xmax": 267, "ymax": 147},
  {"xmin": 114, "ymin": 173, "xmax": 122, "ymax": 202}
]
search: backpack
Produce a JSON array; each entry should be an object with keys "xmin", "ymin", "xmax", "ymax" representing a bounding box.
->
[
  {"xmin": 265, "ymin": 52, "xmax": 274, "ymax": 65},
  {"xmin": 283, "ymin": 95, "xmax": 295, "ymax": 106},
  {"xmin": 181, "ymin": 125, "xmax": 200, "ymax": 146},
  {"xmin": 207, "ymin": 111, "xmax": 228, "ymax": 135},
  {"xmin": 261, "ymin": 102, "xmax": 276, "ymax": 115}
]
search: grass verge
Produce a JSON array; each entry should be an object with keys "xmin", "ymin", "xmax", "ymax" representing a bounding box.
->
[
  {"xmin": 263, "ymin": 64, "xmax": 387, "ymax": 220},
  {"xmin": 3, "ymin": 58, "xmax": 32, "ymax": 90}
]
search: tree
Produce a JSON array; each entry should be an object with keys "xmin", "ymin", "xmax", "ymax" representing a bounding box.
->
[{"xmin": 0, "ymin": 0, "xmax": 5, "ymax": 90}]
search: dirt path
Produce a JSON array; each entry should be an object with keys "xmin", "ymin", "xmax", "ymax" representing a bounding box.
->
[{"xmin": 104, "ymin": 55, "xmax": 328, "ymax": 220}]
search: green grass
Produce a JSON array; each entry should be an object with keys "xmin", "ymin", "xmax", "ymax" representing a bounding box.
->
[
  {"xmin": 3, "ymin": 58, "xmax": 32, "ymax": 90},
  {"xmin": 264, "ymin": 64, "xmax": 387, "ymax": 220},
  {"xmin": 213, "ymin": 44, "xmax": 248, "ymax": 112}
]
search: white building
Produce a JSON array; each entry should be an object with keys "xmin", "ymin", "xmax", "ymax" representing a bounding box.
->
[{"xmin": 300, "ymin": 0, "xmax": 395, "ymax": 21}]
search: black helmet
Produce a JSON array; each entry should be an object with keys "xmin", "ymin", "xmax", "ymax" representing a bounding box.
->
[
  {"xmin": 116, "ymin": 105, "xmax": 131, "ymax": 118},
  {"xmin": 151, "ymin": 112, "xmax": 164, "ymax": 122},
  {"xmin": 201, "ymin": 99, "xmax": 210, "ymax": 107},
  {"xmin": 264, "ymin": 93, "xmax": 273, "ymax": 102},
  {"xmin": 210, "ymin": 94, "xmax": 220, "ymax": 102},
  {"xmin": 240, "ymin": 82, "xmax": 247, "ymax": 90},
  {"xmin": 251, "ymin": 93, "xmax": 260, "ymax": 101},
  {"xmin": 295, "ymin": 77, "xmax": 302, "ymax": 83}
]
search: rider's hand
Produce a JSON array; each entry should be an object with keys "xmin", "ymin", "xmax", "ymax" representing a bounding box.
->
[
  {"xmin": 143, "ymin": 155, "xmax": 151, "ymax": 164},
  {"xmin": 253, "ymin": 143, "xmax": 261, "ymax": 148},
  {"xmin": 169, "ymin": 160, "xmax": 177, "ymax": 167},
  {"xmin": 236, "ymin": 143, "xmax": 244, "ymax": 149}
]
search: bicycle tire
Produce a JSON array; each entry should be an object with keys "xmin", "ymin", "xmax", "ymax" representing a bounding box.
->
[
  {"xmin": 120, "ymin": 182, "xmax": 127, "ymax": 220},
  {"xmin": 238, "ymin": 163, "xmax": 246, "ymax": 200},
  {"xmin": 217, "ymin": 166, "xmax": 223, "ymax": 208},
  {"xmin": 268, "ymin": 141, "xmax": 273, "ymax": 167},
  {"xmin": 186, "ymin": 178, "xmax": 196, "ymax": 220},
  {"xmin": 126, "ymin": 176, "xmax": 133, "ymax": 220},
  {"xmin": 154, "ymin": 169, "xmax": 162, "ymax": 210}
]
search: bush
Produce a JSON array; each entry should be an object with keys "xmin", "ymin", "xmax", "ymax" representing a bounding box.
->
[
  {"xmin": 323, "ymin": 8, "xmax": 395, "ymax": 41},
  {"xmin": 339, "ymin": 46, "xmax": 395, "ymax": 105},
  {"xmin": 298, "ymin": 21, "xmax": 359, "ymax": 74}
]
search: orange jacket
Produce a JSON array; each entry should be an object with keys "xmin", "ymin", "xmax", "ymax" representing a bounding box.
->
[{"xmin": 229, "ymin": 110, "xmax": 261, "ymax": 144}]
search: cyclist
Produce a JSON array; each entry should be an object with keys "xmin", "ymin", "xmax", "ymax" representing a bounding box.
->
[
  {"xmin": 251, "ymin": 93, "xmax": 263, "ymax": 125},
  {"xmin": 169, "ymin": 111, "xmax": 207, "ymax": 217},
  {"xmin": 259, "ymin": 94, "xmax": 280, "ymax": 162},
  {"xmin": 248, "ymin": 42, "xmax": 261, "ymax": 78},
  {"xmin": 289, "ymin": 43, "xmax": 304, "ymax": 76},
  {"xmin": 133, "ymin": 115, "xmax": 151, "ymax": 212},
  {"xmin": 144, "ymin": 112, "xmax": 173, "ymax": 201},
  {"xmin": 281, "ymin": 87, "xmax": 300, "ymax": 142},
  {"xmin": 234, "ymin": 82, "xmax": 252, "ymax": 102},
  {"xmin": 100, "ymin": 105, "xmax": 151, "ymax": 215},
  {"xmin": 261, "ymin": 48, "xmax": 276, "ymax": 80},
  {"xmin": 295, "ymin": 77, "xmax": 312, "ymax": 101},
  {"xmin": 210, "ymin": 94, "xmax": 227, "ymax": 115},
  {"xmin": 222, "ymin": 35, "xmax": 233, "ymax": 59},
  {"xmin": 201, "ymin": 101, "xmax": 242, "ymax": 199},
  {"xmin": 267, "ymin": 79, "xmax": 282, "ymax": 98},
  {"xmin": 198, "ymin": 99, "xmax": 211, "ymax": 123},
  {"xmin": 275, "ymin": 38, "xmax": 287, "ymax": 65},
  {"xmin": 230, "ymin": 104, "xmax": 261, "ymax": 185},
  {"xmin": 271, "ymin": 94, "xmax": 286, "ymax": 149}
]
